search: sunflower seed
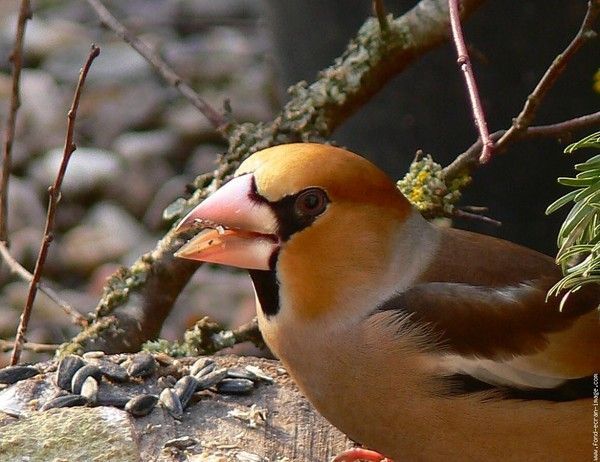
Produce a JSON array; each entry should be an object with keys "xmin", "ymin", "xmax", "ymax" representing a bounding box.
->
[
  {"xmin": 80, "ymin": 377, "xmax": 98, "ymax": 404},
  {"xmin": 157, "ymin": 375, "xmax": 177, "ymax": 389},
  {"xmin": 41, "ymin": 394, "xmax": 87, "ymax": 411},
  {"xmin": 71, "ymin": 364, "xmax": 102, "ymax": 395},
  {"xmin": 163, "ymin": 436, "xmax": 197, "ymax": 449},
  {"xmin": 245, "ymin": 365, "xmax": 274, "ymax": 383},
  {"xmin": 173, "ymin": 375, "xmax": 199, "ymax": 409},
  {"xmin": 227, "ymin": 368, "xmax": 257, "ymax": 381},
  {"xmin": 97, "ymin": 360, "xmax": 128, "ymax": 382},
  {"xmin": 189, "ymin": 357, "xmax": 215, "ymax": 377},
  {"xmin": 82, "ymin": 351, "xmax": 105, "ymax": 360},
  {"xmin": 196, "ymin": 368, "xmax": 228, "ymax": 391},
  {"xmin": 56, "ymin": 355, "xmax": 85, "ymax": 391},
  {"xmin": 216, "ymin": 378, "xmax": 254, "ymax": 395},
  {"xmin": 159, "ymin": 388, "xmax": 183, "ymax": 419},
  {"xmin": 125, "ymin": 394, "xmax": 158, "ymax": 417},
  {"xmin": 0, "ymin": 365, "xmax": 39, "ymax": 385},
  {"xmin": 96, "ymin": 387, "xmax": 131, "ymax": 408},
  {"xmin": 126, "ymin": 353, "xmax": 157, "ymax": 379}
]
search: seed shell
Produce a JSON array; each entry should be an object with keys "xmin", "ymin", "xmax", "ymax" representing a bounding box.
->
[
  {"xmin": 126, "ymin": 353, "xmax": 157, "ymax": 379},
  {"xmin": 80, "ymin": 376, "xmax": 98, "ymax": 404},
  {"xmin": 0, "ymin": 365, "xmax": 39, "ymax": 385},
  {"xmin": 41, "ymin": 394, "xmax": 87, "ymax": 411},
  {"xmin": 190, "ymin": 358, "xmax": 215, "ymax": 377},
  {"xmin": 56, "ymin": 355, "xmax": 85, "ymax": 391},
  {"xmin": 173, "ymin": 375, "xmax": 199, "ymax": 409},
  {"xmin": 71, "ymin": 364, "xmax": 102, "ymax": 395},
  {"xmin": 125, "ymin": 394, "xmax": 158, "ymax": 417},
  {"xmin": 159, "ymin": 388, "xmax": 183, "ymax": 419},
  {"xmin": 195, "ymin": 368, "xmax": 228, "ymax": 391},
  {"xmin": 215, "ymin": 378, "xmax": 254, "ymax": 395}
]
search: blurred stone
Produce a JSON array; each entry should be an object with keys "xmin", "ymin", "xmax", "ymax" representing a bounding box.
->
[
  {"xmin": 20, "ymin": 70, "xmax": 65, "ymax": 143},
  {"xmin": 61, "ymin": 203, "xmax": 150, "ymax": 272},
  {"xmin": 143, "ymin": 176, "xmax": 189, "ymax": 231},
  {"xmin": 113, "ymin": 129, "xmax": 178, "ymax": 163},
  {"xmin": 44, "ymin": 42, "xmax": 150, "ymax": 84},
  {"xmin": 23, "ymin": 18, "xmax": 90, "ymax": 59},
  {"xmin": 29, "ymin": 147, "xmax": 122, "ymax": 196},
  {"xmin": 164, "ymin": 103, "xmax": 217, "ymax": 139},
  {"xmin": 6, "ymin": 176, "xmax": 45, "ymax": 234},
  {"xmin": 185, "ymin": 144, "xmax": 221, "ymax": 177}
]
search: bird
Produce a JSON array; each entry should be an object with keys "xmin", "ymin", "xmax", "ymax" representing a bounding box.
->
[{"xmin": 174, "ymin": 143, "xmax": 599, "ymax": 462}]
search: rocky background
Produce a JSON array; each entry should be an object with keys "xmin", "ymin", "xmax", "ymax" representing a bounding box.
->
[{"xmin": 0, "ymin": 0, "xmax": 274, "ymax": 366}]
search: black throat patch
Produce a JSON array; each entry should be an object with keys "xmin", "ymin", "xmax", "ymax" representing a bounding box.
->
[{"xmin": 249, "ymin": 269, "xmax": 280, "ymax": 317}]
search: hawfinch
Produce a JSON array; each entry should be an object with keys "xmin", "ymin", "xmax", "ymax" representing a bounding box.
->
[{"xmin": 175, "ymin": 143, "xmax": 599, "ymax": 461}]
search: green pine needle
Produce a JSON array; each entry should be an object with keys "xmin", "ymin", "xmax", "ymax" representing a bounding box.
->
[{"xmin": 546, "ymin": 130, "xmax": 600, "ymax": 301}]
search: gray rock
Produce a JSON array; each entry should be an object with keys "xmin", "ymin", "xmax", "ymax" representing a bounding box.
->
[
  {"xmin": 6, "ymin": 176, "xmax": 45, "ymax": 233},
  {"xmin": 29, "ymin": 148, "xmax": 121, "ymax": 196},
  {"xmin": 113, "ymin": 129, "xmax": 178, "ymax": 163}
]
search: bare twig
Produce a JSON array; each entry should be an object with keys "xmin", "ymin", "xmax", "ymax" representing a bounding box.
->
[
  {"xmin": 84, "ymin": 0, "xmax": 226, "ymax": 131},
  {"xmin": 495, "ymin": 0, "xmax": 600, "ymax": 150},
  {"xmin": 10, "ymin": 45, "xmax": 100, "ymax": 366},
  {"xmin": 373, "ymin": 0, "xmax": 389, "ymax": 33},
  {"xmin": 0, "ymin": 0, "xmax": 32, "ymax": 243},
  {"xmin": 0, "ymin": 242, "xmax": 88, "ymax": 326},
  {"xmin": 443, "ymin": 111, "xmax": 600, "ymax": 180},
  {"xmin": 453, "ymin": 208, "xmax": 501, "ymax": 226},
  {"xmin": 0, "ymin": 339, "xmax": 59, "ymax": 354},
  {"xmin": 448, "ymin": 0, "xmax": 494, "ymax": 163}
]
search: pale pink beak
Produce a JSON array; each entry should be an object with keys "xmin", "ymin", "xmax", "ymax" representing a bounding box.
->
[{"xmin": 174, "ymin": 174, "xmax": 279, "ymax": 270}]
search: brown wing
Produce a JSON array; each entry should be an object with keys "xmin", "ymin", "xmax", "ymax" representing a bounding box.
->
[{"xmin": 377, "ymin": 227, "xmax": 600, "ymax": 387}]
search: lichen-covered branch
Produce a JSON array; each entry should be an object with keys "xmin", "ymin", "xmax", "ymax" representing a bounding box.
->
[{"xmin": 58, "ymin": 0, "xmax": 483, "ymax": 356}]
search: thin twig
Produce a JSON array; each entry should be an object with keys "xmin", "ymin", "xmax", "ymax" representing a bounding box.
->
[
  {"xmin": 453, "ymin": 208, "xmax": 501, "ymax": 226},
  {"xmin": 443, "ymin": 111, "xmax": 600, "ymax": 180},
  {"xmin": 448, "ymin": 0, "xmax": 494, "ymax": 163},
  {"xmin": 495, "ymin": 0, "xmax": 600, "ymax": 150},
  {"xmin": 373, "ymin": 0, "xmax": 389, "ymax": 33},
  {"xmin": 10, "ymin": 45, "xmax": 100, "ymax": 366},
  {"xmin": 0, "ymin": 242, "xmax": 88, "ymax": 326},
  {"xmin": 0, "ymin": 339, "xmax": 59, "ymax": 354},
  {"xmin": 84, "ymin": 0, "xmax": 226, "ymax": 131},
  {"xmin": 0, "ymin": 0, "xmax": 32, "ymax": 244}
]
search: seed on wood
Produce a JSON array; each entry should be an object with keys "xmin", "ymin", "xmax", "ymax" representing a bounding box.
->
[
  {"xmin": 163, "ymin": 436, "xmax": 197, "ymax": 450},
  {"xmin": 173, "ymin": 375, "xmax": 199, "ymax": 409},
  {"xmin": 41, "ymin": 394, "xmax": 87, "ymax": 411},
  {"xmin": 82, "ymin": 351, "xmax": 105, "ymax": 360},
  {"xmin": 96, "ymin": 388, "xmax": 131, "ymax": 408},
  {"xmin": 71, "ymin": 364, "xmax": 102, "ymax": 395},
  {"xmin": 227, "ymin": 368, "xmax": 258, "ymax": 381},
  {"xmin": 245, "ymin": 365, "xmax": 274, "ymax": 383},
  {"xmin": 159, "ymin": 388, "xmax": 183, "ymax": 419},
  {"xmin": 97, "ymin": 361, "xmax": 128, "ymax": 383},
  {"xmin": 157, "ymin": 375, "xmax": 177, "ymax": 389},
  {"xmin": 80, "ymin": 376, "xmax": 98, "ymax": 404},
  {"xmin": 195, "ymin": 368, "xmax": 228, "ymax": 391},
  {"xmin": 216, "ymin": 378, "xmax": 255, "ymax": 395},
  {"xmin": 125, "ymin": 394, "xmax": 158, "ymax": 417},
  {"xmin": 190, "ymin": 357, "xmax": 215, "ymax": 377},
  {"xmin": 0, "ymin": 365, "xmax": 39, "ymax": 385},
  {"xmin": 126, "ymin": 353, "xmax": 157, "ymax": 379},
  {"xmin": 56, "ymin": 355, "xmax": 85, "ymax": 391}
]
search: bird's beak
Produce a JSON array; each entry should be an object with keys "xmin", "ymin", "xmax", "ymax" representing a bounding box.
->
[{"xmin": 174, "ymin": 174, "xmax": 279, "ymax": 270}]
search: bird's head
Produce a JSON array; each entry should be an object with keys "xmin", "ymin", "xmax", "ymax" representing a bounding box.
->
[{"xmin": 175, "ymin": 143, "xmax": 426, "ymax": 325}]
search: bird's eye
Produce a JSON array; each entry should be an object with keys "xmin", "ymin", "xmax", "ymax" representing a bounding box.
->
[{"xmin": 294, "ymin": 188, "xmax": 328, "ymax": 217}]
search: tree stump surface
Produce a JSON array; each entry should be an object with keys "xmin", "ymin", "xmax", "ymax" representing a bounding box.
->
[{"xmin": 0, "ymin": 355, "xmax": 352, "ymax": 461}]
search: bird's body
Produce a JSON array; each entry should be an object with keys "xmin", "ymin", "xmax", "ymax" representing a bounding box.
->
[{"xmin": 175, "ymin": 143, "xmax": 599, "ymax": 461}]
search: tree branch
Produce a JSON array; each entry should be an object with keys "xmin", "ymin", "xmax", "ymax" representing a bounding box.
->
[
  {"xmin": 448, "ymin": 0, "xmax": 493, "ymax": 163},
  {"xmin": 443, "ymin": 111, "xmax": 600, "ymax": 180},
  {"xmin": 0, "ymin": 0, "xmax": 32, "ymax": 244},
  {"xmin": 0, "ymin": 339, "xmax": 59, "ymax": 354},
  {"xmin": 84, "ymin": 0, "xmax": 227, "ymax": 131},
  {"xmin": 10, "ymin": 45, "xmax": 100, "ymax": 365},
  {"xmin": 0, "ymin": 242, "xmax": 88, "ymax": 327},
  {"xmin": 59, "ymin": 0, "xmax": 484, "ymax": 356},
  {"xmin": 494, "ymin": 0, "xmax": 600, "ymax": 151}
]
